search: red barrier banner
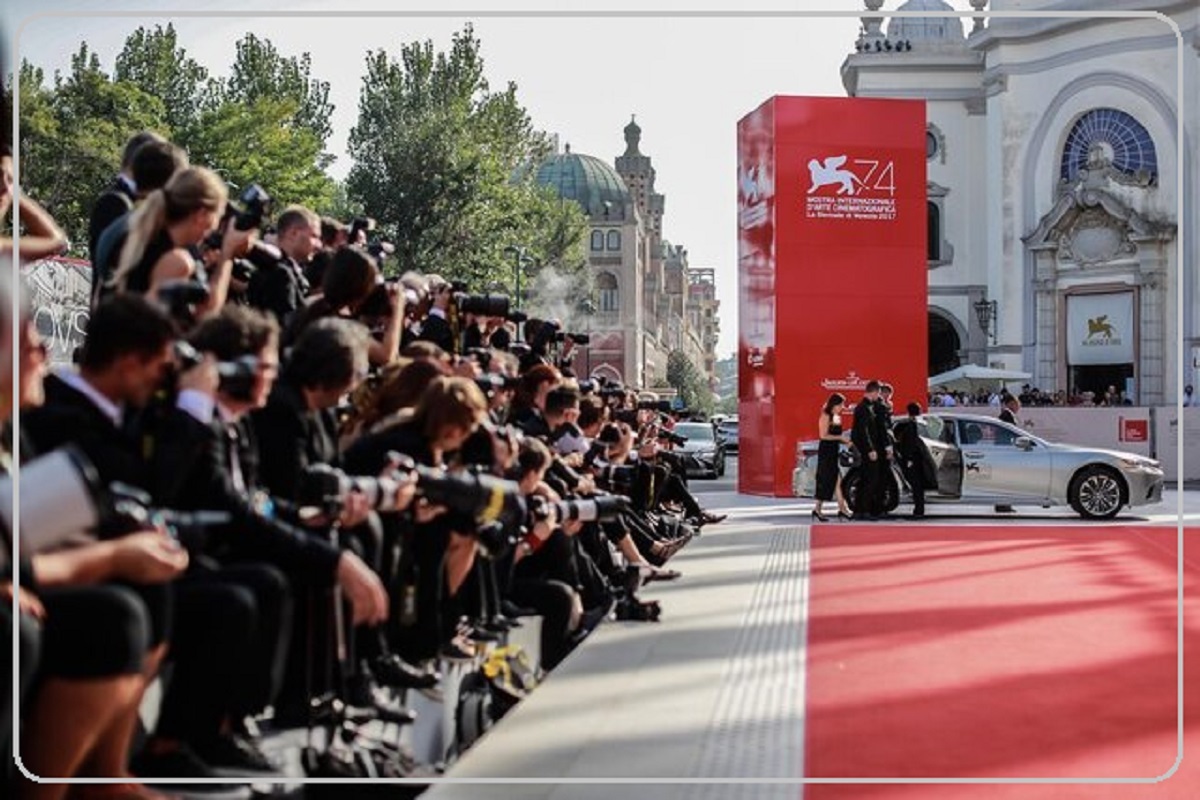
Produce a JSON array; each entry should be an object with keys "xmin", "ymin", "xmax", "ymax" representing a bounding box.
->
[{"xmin": 738, "ymin": 96, "xmax": 927, "ymax": 496}]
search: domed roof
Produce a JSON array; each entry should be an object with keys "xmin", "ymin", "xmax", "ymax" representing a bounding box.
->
[
  {"xmin": 886, "ymin": 0, "xmax": 965, "ymax": 45},
  {"xmin": 534, "ymin": 148, "xmax": 631, "ymax": 218}
]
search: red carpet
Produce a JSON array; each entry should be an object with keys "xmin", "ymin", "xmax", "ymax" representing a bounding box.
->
[{"xmin": 804, "ymin": 525, "xmax": 1197, "ymax": 799}]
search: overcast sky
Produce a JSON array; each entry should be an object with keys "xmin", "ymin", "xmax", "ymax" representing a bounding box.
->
[{"xmin": 5, "ymin": 1, "xmax": 960, "ymax": 358}]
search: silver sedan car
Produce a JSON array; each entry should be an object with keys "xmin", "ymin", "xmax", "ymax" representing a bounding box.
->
[{"xmin": 793, "ymin": 412, "xmax": 1164, "ymax": 520}]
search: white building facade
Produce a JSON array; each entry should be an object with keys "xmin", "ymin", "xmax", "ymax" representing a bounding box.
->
[{"xmin": 842, "ymin": 0, "xmax": 1198, "ymax": 403}]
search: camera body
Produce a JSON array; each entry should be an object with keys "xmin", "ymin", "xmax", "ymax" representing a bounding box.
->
[
  {"xmin": 157, "ymin": 280, "xmax": 211, "ymax": 325},
  {"xmin": 174, "ymin": 341, "xmax": 261, "ymax": 401}
]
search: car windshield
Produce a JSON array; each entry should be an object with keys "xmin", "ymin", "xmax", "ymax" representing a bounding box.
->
[{"xmin": 674, "ymin": 423, "xmax": 714, "ymax": 441}]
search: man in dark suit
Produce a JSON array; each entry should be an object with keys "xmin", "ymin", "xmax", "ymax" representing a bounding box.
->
[
  {"xmin": 995, "ymin": 392, "xmax": 1022, "ymax": 513},
  {"xmin": 416, "ymin": 279, "xmax": 456, "ymax": 354},
  {"xmin": 850, "ymin": 380, "xmax": 884, "ymax": 519},
  {"xmin": 87, "ymin": 131, "xmax": 164, "ymax": 267},
  {"xmin": 894, "ymin": 402, "xmax": 932, "ymax": 518},
  {"xmin": 246, "ymin": 205, "xmax": 317, "ymax": 326},
  {"xmin": 999, "ymin": 392, "xmax": 1021, "ymax": 426}
]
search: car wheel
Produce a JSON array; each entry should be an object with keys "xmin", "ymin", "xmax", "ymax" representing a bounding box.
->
[
  {"xmin": 1069, "ymin": 465, "xmax": 1126, "ymax": 520},
  {"xmin": 842, "ymin": 470, "xmax": 861, "ymax": 510},
  {"xmin": 883, "ymin": 477, "xmax": 900, "ymax": 513}
]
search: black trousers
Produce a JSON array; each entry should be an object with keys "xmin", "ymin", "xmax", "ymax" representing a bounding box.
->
[
  {"xmin": 508, "ymin": 579, "xmax": 576, "ymax": 671},
  {"xmin": 856, "ymin": 455, "xmax": 887, "ymax": 517},
  {"xmin": 902, "ymin": 460, "xmax": 926, "ymax": 516},
  {"xmin": 157, "ymin": 562, "xmax": 290, "ymax": 742}
]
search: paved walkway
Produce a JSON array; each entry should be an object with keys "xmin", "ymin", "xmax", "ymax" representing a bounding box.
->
[{"xmin": 424, "ymin": 515, "xmax": 813, "ymax": 799}]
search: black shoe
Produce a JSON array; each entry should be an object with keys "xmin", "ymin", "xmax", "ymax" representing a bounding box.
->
[
  {"xmin": 698, "ymin": 511, "xmax": 727, "ymax": 526},
  {"xmin": 811, "ymin": 509, "xmax": 829, "ymax": 523},
  {"xmin": 439, "ymin": 639, "xmax": 476, "ymax": 661},
  {"xmin": 192, "ymin": 732, "xmax": 281, "ymax": 777},
  {"xmin": 373, "ymin": 653, "xmax": 441, "ymax": 690},
  {"xmin": 837, "ymin": 510, "xmax": 853, "ymax": 521}
]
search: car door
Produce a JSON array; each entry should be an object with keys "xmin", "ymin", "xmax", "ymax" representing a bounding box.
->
[
  {"xmin": 955, "ymin": 418, "xmax": 1053, "ymax": 501},
  {"xmin": 921, "ymin": 415, "xmax": 961, "ymax": 498}
]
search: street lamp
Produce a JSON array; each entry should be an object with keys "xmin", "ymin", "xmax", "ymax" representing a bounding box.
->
[
  {"xmin": 504, "ymin": 245, "xmax": 534, "ymax": 310},
  {"xmin": 576, "ymin": 298, "xmax": 596, "ymax": 377},
  {"xmin": 974, "ymin": 298, "xmax": 998, "ymax": 345}
]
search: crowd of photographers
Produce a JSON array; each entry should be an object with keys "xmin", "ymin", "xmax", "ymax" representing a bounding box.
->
[{"xmin": 1, "ymin": 131, "xmax": 726, "ymax": 796}]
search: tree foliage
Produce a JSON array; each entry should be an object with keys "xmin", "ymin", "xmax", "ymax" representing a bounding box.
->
[
  {"xmin": 13, "ymin": 31, "xmax": 336, "ymax": 255},
  {"xmin": 667, "ymin": 349, "xmax": 714, "ymax": 416},
  {"xmin": 114, "ymin": 24, "xmax": 211, "ymax": 134},
  {"xmin": 13, "ymin": 46, "xmax": 168, "ymax": 255},
  {"xmin": 347, "ymin": 25, "xmax": 588, "ymax": 303}
]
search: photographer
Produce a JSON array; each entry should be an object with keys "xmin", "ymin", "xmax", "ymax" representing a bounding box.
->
[
  {"xmin": 90, "ymin": 139, "xmax": 190, "ymax": 308},
  {"xmin": 505, "ymin": 437, "xmax": 586, "ymax": 670},
  {"xmin": 111, "ymin": 166, "xmax": 255, "ymax": 320},
  {"xmin": 165, "ymin": 307, "xmax": 402, "ymax": 745},
  {"xmin": 4, "ymin": 283, "xmax": 191, "ymax": 796},
  {"xmin": 246, "ymin": 205, "xmax": 318, "ymax": 325},
  {"xmin": 87, "ymin": 130, "xmax": 163, "ymax": 265},
  {"xmin": 342, "ymin": 377, "xmax": 490, "ymax": 661},
  {"xmin": 415, "ymin": 276, "xmax": 456, "ymax": 353},
  {"xmin": 284, "ymin": 246, "xmax": 404, "ymax": 366}
]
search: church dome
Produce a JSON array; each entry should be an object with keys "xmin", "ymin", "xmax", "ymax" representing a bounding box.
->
[
  {"xmin": 534, "ymin": 147, "xmax": 631, "ymax": 218},
  {"xmin": 886, "ymin": 0, "xmax": 965, "ymax": 45}
]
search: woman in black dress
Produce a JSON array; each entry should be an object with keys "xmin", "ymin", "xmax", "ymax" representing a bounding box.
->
[{"xmin": 813, "ymin": 393, "xmax": 852, "ymax": 522}]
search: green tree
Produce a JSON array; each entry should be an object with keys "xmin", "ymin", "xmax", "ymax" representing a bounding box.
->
[
  {"xmin": 114, "ymin": 24, "xmax": 211, "ymax": 135},
  {"xmin": 220, "ymin": 33, "xmax": 335, "ymax": 162},
  {"xmin": 346, "ymin": 25, "xmax": 587, "ymax": 298},
  {"xmin": 14, "ymin": 46, "xmax": 168, "ymax": 255},
  {"xmin": 667, "ymin": 349, "xmax": 714, "ymax": 415},
  {"xmin": 184, "ymin": 97, "xmax": 335, "ymax": 212}
]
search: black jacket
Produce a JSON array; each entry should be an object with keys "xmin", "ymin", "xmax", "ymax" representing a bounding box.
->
[
  {"xmin": 158, "ymin": 411, "xmax": 341, "ymax": 586},
  {"xmin": 894, "ymin": 417, "xmax": 937, "ymax": 486},
  {"xmin": 850, "ymin": 399, "xmax": 878, "ymax": 456},
  {"xmin": 250, "ymin": 379, "xmax": 339, "ymax": 503},
  {"xmin": 88, "ymin": 178, "xmax": 135, "ymax": 267},
  {"xmin": 999, "ymin": 407, "xmax": 1018, "ymax": 426},
  {"xmin": 417, "ymin": 313, "xmax": 455, "ymax": 354},
  {"xmin": 247, "ymin": 259, "xmax": 308, "ymax": 328}
]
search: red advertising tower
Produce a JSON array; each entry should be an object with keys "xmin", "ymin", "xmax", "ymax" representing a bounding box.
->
[{"xmin": 737, "ymin": 96, "xmax": 928, "ymax": 497}]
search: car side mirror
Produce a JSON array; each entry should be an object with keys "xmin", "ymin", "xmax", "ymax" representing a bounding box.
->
[{"xmin": 1013, "ymin": 436, "xmax": 1035, "ymax": 451}]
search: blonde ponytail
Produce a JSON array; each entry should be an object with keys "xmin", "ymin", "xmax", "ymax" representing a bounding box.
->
[
  {"xmin": 111, "ymin": 166, "xmax": 229, "ymax": 292},
  {"xmin": 113, "ymin": 189, "xmax": 168, "ymax": 290}
]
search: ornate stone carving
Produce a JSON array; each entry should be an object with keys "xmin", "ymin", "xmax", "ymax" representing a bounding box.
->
[{"xmin": 1059, "ymin": 208, "xmax": 1135, "ymax": 265}]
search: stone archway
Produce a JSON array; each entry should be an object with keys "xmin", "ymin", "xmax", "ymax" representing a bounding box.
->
[{"xmin": 929, "ymin": 310, "xmax": 962, "ymax": 377}]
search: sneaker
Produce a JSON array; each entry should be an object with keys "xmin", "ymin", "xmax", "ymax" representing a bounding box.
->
[{"xmin": 192, "ymin": 733, "xmax": 280, "ymax": 777}]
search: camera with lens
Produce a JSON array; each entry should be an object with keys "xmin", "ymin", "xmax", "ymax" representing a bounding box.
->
[
  {"xmin": 474, "ymin": 373, "xmax": 520, "ymax": 396},
  {"xmin": 527, "ymin": 494, "xmax": 628, "ymax": 527},
  {"xmin": 0, "ymin": 445, "xmax": 230, "ymax": 554},
  {"xmin": 174, "ymin": 340, "xmax": 261, "ymax": 402},
  {"xmin": 454, "ymin": 292, "xmax": 512, "ymax": 318},
  {"xmin": 201, "ymin": 184, "xmax": 273, "ymax": 252},
  {"xmin": 296, "ymin": 463, "xmax": 413, "ymax": 517},
  {"xmin": 233, "ymin": 184, "xmax": 272, "ymax": 231},
  {"xmin": 230, "ymin": 239, "xmax": 287, "ymax": 284},
  {"xmin": 157, "ymin": 280, "xmax": 210, "ymax": 325},
  {"xmin": 593, "ymin": 464, "xmax": 637, "ymax": 494}
]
